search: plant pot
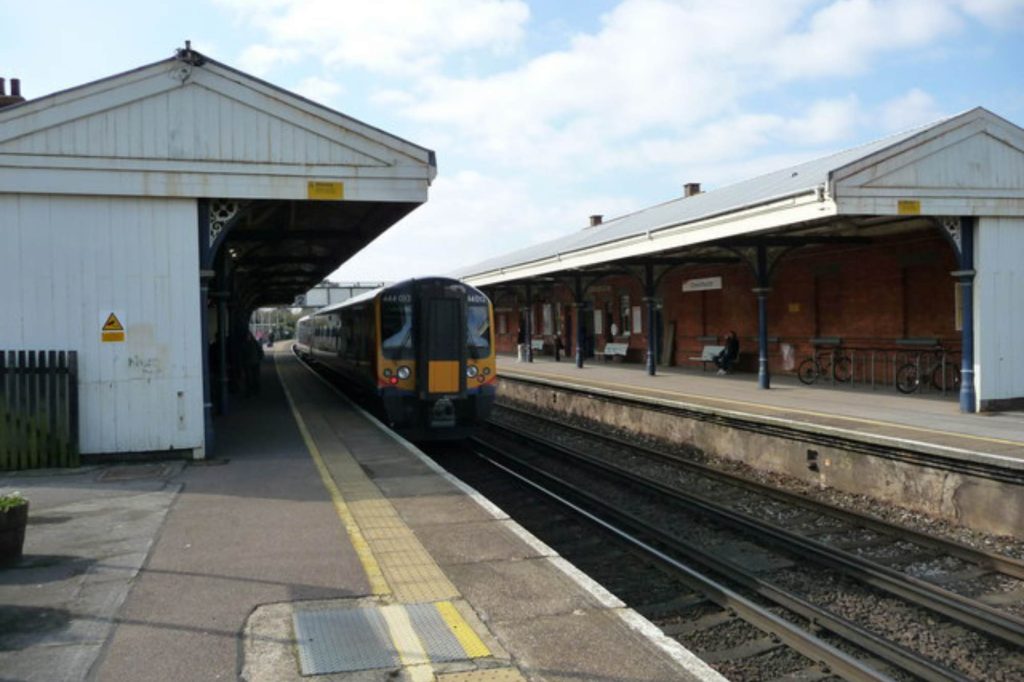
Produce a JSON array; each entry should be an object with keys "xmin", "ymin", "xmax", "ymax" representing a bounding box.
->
[{"xmin": 0, "ymin": 502, "xmax": 29, "ymax": 565}]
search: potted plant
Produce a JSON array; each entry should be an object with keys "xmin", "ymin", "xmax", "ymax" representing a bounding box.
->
[{"xmin": 0, "ymin": 491, "xmax": 29, "ymax": 565}]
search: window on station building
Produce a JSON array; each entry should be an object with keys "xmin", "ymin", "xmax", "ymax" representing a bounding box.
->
[
  {"xmin": 497, "ymin": 313, "xmax": 507, "ymax": 335},
  {"xmin": 620, "ymin": 295, "xmax": 631, "ymax": 335},
  {"xmin": 542, "ymin": 304, "xmax": 554, "ymax": 336}
]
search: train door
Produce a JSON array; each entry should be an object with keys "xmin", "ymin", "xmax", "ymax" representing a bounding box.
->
[{"xmin": 419, "ymin": 285, "xmax": 466, "ymax": 427}]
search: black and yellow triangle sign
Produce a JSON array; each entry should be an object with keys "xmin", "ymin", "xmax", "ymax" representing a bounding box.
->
[{"xmin": 102, "ymin": 313, "xmax": 125, "ymax": 342}]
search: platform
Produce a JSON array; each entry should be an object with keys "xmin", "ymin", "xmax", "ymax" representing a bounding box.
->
[
  {"xmin": 499, "ymin": 356, "xmax": 1024, "ymax": 463},
  {"xmin": 497, "ymin": 355, "xmax": 1024, "ymax": 538},
  {"xmin": 0, "ymin": 350, "xmax": 723, "ymax": 682}
]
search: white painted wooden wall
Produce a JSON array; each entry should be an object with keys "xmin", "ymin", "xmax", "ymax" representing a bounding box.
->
[
  {"xmin": 975, "ymin": 216, "xmax": 1024, "ymax": 408},
  {"xmin": 0, "ymin": 194, "xmax": 203, "ymax": 454}
]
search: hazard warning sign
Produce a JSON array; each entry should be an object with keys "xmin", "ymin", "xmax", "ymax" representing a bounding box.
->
[{"xmin": 101, "ymin": 312, "xmax": 125, "ymax": 343}]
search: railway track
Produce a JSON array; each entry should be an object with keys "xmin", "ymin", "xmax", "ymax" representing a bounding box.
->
[{"xmin": 427, "ymin": 408, "xmax": 1024, "ymax": 681}]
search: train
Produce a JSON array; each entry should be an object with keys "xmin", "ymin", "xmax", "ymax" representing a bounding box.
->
[{"xmin": 293, "ymin": 277, "xmax": 497, "ymax": 439}]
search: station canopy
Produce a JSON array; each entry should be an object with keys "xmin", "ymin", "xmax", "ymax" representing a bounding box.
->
[
  {"xmin": 455, "ymin": 107, "xmax": 1024, "ymax": 287},
  {"xmin": 0, "ymin": 47, "xmax": 437, "ymax": 307}
]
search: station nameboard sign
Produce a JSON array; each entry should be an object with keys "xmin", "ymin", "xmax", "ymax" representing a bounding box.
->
[{"xmin": 682, "ymin": 276, "xmax": 722, "ymax": 292}]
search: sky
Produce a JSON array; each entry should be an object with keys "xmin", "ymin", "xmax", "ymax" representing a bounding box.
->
[{"xmin": 4, "ymin": 0, "xmax": 1024, "ymax": 284}]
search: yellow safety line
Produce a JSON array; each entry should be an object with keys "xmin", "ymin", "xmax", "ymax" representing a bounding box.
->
[
  {"xmin": 504, "ymin": 367, "xmax": 1024, "ymax": 449},
  {"xmin": 435, "ymin": 601, "xmax": 491, "ymax": 658},
  {"xmin": 277, "ymin": 359, "xmax": 392, "ymax": 597},
  {"xmin": 380, "ymin": 604, "xmax": 433, "ymax": 681}
]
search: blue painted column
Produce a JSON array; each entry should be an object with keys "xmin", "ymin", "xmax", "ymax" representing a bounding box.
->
[
  {"xmin": 196, "ymin": 199, "xmax": 216, "ymax": 454},
  {"xmin": 644, "ymin": 264, "xmax": 656, "ymax": 376},
  {"xmin": 525, "ymin": 282, "xmax": 534, "ymax": 362},
  {"xmin": 955, "ymin": 217, "xmax": 976, "ymax": 413},
  {"xmin": 754, "ymin": 244, "xmax": 771, "ymax": 389},
  {"xmin": 574, "ymin": 275, "xmax": 585, "ymax": 369}
]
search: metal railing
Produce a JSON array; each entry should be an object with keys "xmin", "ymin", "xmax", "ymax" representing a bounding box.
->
[
  {"xmin": 796, "ymin": 344, "xmax": 960, "ymax": 397},
  {"xmin": 0, "ymin": 350, "xmax": 80, "ymax": 469}
]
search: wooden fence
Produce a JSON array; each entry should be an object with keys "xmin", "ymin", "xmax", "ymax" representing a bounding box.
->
[{"xmin": 0, "ymin": 350, "xmax": 79, "ymax": 469}]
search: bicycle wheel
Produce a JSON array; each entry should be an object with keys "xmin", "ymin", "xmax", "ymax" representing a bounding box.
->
[
  {"xmin": 832, "ymin": 355, "xmax": 853, "ymax": 383},
  {"xmin": 797, "ymin": 358, "xmax": 819, "ymax": 385},
  {"xmin": 895, "ymin": 363, "xmax": 920, "ymax": 394},
  {"xmin": 931, "ymin": 363, "xmax": 961, "ymax": 393}
]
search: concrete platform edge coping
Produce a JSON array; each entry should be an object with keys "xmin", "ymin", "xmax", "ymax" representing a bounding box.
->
[{"xmin": 499, "ymin": 368, "xmax": 1024, "ymax": 472}]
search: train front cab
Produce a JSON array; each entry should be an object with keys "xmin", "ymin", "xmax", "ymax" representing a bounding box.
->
[{"xmin": 377, "ymin": 279, "xmax": 496, "ymax": 439}]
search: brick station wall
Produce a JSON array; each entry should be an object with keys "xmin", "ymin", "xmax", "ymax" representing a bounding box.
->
[{"xmin": 493, "ymin": 227, "xmax": 960, "ymax": 376}]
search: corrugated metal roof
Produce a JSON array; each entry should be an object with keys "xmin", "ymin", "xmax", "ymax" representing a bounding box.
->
[{"xmin": 453, "ymin": 112, "xmax": 962, "ymax": 280}]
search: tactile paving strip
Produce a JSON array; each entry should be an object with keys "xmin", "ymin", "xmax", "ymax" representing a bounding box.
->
[
  {"xmin": 293, "ymin": 608, "xmax": 398, "ymax": 675},
  {"xmin": 405, "ymin": 602, "xmax": 468, "ymax": 662}
]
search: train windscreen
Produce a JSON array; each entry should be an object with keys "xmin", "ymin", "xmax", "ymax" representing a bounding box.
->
[
  {"xmin": 381, "ymin": 294, "xmax": 414, "ymax": 359},
  {"xmin": 466, "ymin": 302, "xmax": 491, "ymax": 359}
]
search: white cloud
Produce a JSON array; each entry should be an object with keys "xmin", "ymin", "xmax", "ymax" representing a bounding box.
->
[
  {"xmin": 216, "ymin": 0, "xmax": 530, "ymax": 75},
  {"xmin": 237, "ymin": 44, "xmax": 302, "ymax": 76},
  {"xmin": 770, "ymin": 0, "xmax": 965, "ymax": 79},
  {"xmin": 395, "ymin": 0, "xmax": 968, "ymax": 180},
  {"xmin": 878, "ymin": 88, "xmax": 946, "ymax": 131},
  {"xmin": 782, "ymin": 96, "xmax": 863, "ymax": 144},
  {"xmin": 293, "ymin": 75, "xmax": 345, "ymax": 103},
  {"xmin": 960, "ymin": 0, "xmax": 1024, "ymax": 27},
  {"xmin": 332, "ymin": 170, "xmax": 635, "ymax": 280}
]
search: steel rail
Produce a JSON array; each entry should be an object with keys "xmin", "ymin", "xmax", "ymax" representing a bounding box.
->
[
  {"xmin": 498, "ymin": 404, "xmax": 1024, "ymax": 581},
  {"xmin": 484, "ymin": 419, "xmax": 1024, "ymax": 651},
  {"xmin": 469, "ymin": 443, "xmax": 904, "ymax": 682}
]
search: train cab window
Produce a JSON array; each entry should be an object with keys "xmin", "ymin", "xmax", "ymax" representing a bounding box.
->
[
  {"xmin": 467, "ymin": 303, "xmax": 491, "ymax": 359},
  {"xmin": 382, "ymin": 297, "xmax": 415, "ymax": 359}
]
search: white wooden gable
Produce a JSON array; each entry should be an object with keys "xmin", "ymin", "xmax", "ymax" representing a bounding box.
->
[
  {"xmin": 832, "ymin": 108, "xmax": 1024, "ymax": 216},
  {"xmin": 0, "ymin": 55, "xmax": 435, "ymax": 202}
]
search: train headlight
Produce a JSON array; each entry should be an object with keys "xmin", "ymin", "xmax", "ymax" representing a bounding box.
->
[
  {"xmin": 383, "ymin": 368, "xmax": 393, "ymax": 378},
  {"xmin": 396, "ymin": 366, "xmax": 411, "ymax": 380},
  {"xmin": 466, "ymin": 365, "xmax": 479, "ymax": 378},
  {"xmin": 483, "ymin": 367, "xmax": 491, "ymax": 376}
]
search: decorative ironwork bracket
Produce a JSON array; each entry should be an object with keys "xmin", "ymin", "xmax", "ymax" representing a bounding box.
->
[{"xmin": 941, "ymin": 216, "xmax": 962, "ymax": 258}]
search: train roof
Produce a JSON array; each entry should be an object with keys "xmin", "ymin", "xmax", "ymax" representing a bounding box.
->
[{"xmin": 311, "ymin": 276, "xmax": 484, "ymax": 316}]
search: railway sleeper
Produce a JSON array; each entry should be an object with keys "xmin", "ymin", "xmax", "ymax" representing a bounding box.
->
[
  {"xmin": 660, "ymin": 609, "xmax": 735, "ymax": 636},
  {"xmin": 634, "ymin": 592, "xmax": 708, "ymax": 618},
  {"xmin": 699, "ymin": 635, "xmax": 785, "ymax": 663}
]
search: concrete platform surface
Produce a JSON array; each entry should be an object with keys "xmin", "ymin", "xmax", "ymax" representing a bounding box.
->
[{"xmin": 0, "ymin": 351, "xmax": 724, "ymax": 682}]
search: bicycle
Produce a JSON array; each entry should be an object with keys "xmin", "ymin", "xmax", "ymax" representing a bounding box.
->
[
  {"xmin": 895, "ymin": 350, "xmax": 961, "ymax": 395},
  {"xmin": 797, "ymin": 348, "xmax": 852, "ymax": 385}
]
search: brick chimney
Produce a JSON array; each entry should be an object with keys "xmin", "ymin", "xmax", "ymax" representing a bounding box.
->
[
  {"xmin": 0, "ymin": 78, "xmax": 26, "ymax": 108},
  {"xmin": 684, "ymin": 182, "xmax": 701, "ymax": 197},
  {"xmin": 588, "ymin": 214, "xmax": 603, "ymax": 227}
]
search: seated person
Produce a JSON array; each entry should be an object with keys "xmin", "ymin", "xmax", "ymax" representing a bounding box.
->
[{"xmin": 715, "ymin": 331, "xmax": 739, "ymax": 374}]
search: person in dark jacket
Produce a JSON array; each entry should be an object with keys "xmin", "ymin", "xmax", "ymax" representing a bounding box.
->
[
  {"xmin": 715, "ymin": 331, "xmax": 739, "ymax": 375},
  {"xmin": 243, "ymin": 332, "xmax": 264, "ymax": 395}
]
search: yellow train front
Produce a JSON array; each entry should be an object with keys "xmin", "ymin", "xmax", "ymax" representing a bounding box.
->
[{"xmin": 300, "ymin": 277, "xmax": 497, "ymax": 439}]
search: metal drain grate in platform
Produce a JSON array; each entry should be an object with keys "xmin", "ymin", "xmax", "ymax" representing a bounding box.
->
[
  {"xmin": 293, "ymin": 601, "xmax": 490, "ymax": 676},
  {"xmin": 293, "ymin": 607, "xmax": 398, "ymax": 674}
]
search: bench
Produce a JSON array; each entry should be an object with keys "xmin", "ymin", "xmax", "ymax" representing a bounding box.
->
[
  {"xmin": 596, "ymin": 342, "xmax": 629, "ymax": 362},
  {"xmin": 530, "ymin": 339, "xmax": 545, "ymax": 352},
  {"xmin": 689, "ymin": 345, "xmax": 724, "ymax": 371}
]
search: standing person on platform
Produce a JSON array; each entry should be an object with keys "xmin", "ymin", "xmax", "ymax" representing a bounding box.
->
[
  {"xmin": 243, "ymin": 331, "xmax": 264, "ymax": 395},
  {"xmin": 714, "ymin": 331, "xmax": 740, "ymax": 375}
]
